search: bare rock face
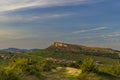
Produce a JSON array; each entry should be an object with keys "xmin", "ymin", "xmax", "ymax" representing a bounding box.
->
[
  {"xmin": 66, "ymin": 67, "xmax": 82, "ymax": 76},
  {"xmin": 53, "ymin": 42, "xmax": 68, "ymax": 47}
]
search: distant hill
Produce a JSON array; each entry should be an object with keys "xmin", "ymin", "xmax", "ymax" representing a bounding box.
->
[
  {"xmin": 47, "ymin": 42, "xmax": 120, "ymax": 59},
  {"xmin": 1, "ymin": 48, "xmax": 40, "ymax": 53}
]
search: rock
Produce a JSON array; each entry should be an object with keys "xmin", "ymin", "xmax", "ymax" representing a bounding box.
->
[{"xmin": 66, "ymin": 67, "xmax": 82, "ymax": 76}]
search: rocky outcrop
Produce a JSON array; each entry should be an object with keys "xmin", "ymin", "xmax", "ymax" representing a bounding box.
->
[
  {"xmin": 47, "ymin": 42, "xmax": 120, "ymax": 59},
  {"xmin": 53, "ymin": 42, "xmax": 68, "ymax": 47}
]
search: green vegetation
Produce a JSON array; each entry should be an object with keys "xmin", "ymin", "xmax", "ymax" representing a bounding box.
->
[
  {"xmin": 0, "ymin": 58, "xmax": 45, "ymax": 80},
  {"xmin": 0, "ymin": 42, "xmax": 120, "ymax": 80},
  {"xmin": 0, "ymin": 53, "xmax": 119, "ymax": 80},
  {"xmin": 99, "ymin": 65, "xmax": 120, "ymax": 77},
  {"xmin": 81, "ymin": 57, "xmax": 98, "ymax": 73},
  {"xmin": 28, "ymin": 50, "xmax": 120, "ymax": 65}
]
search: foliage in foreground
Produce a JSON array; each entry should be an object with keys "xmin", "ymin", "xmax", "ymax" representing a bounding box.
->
[
  {"xmin": 0, "ymin": 58, "xmax": 58, "ymax": 80},
  {"xmin": 81, "ymin": 57, "xmax": 98, "ymax": 73},
  {"xmin": 99, "ymin": 64, "xmax": 120, "ymax": 77},
  {"xmin": 0, "ymin": 52, "xmax": 119, "ymax": 80}
]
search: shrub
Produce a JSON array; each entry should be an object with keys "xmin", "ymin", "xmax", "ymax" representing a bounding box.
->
[
  {"xmin": 81, "ymin": 57, "xmax": 98, "ymax": 73},
  {"xmin": 39, "ymin": 59, "xmax": 57, "ymax": 71},
  {"xmin": 110, "ymin": 65, "xmax": 120, "ymax": 76},
  {"xmin": 0, "ymin": 66, "xmax": 23, "ymax": 80},
  {"xmin": 99, "ymin": 64, "xmax": 120, "ymax": 77},
  {"xmin": 66, "ymin": 60, "xmax": 82, "ymax": 68},
  {"xmin": 78, "ymin": 72, "xmax": 101, "ymax": 80},
  {"xmin": 0, "ymin": 58, "xmax": 45, "ymax": 80}
]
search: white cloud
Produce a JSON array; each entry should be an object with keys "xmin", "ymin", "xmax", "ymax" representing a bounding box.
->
[
  {"xmin": 0, "ymin": 13, "xmax": 73, "ymax": 23},
  {"xmin": 107, "ymin": 33, "xmax": 120, "ymax": 37},
  {"xmin": 73, "ymin": 27, "xmax": 108, "ymax": 34},
  {"xmin": 102, "ymin": 32, "xmax": 120, "ymax": 38},
  {"xmin": 0, "ymin": 0, "xmax": 104, "ymax": 12}
]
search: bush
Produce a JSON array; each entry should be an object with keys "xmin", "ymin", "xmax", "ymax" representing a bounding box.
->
[
  {"xmin": 0, "ymin": 58, "xmax": 46, "ymax": 80},
  {"xmin": 109, "ymin": 65, "xmax": 120, "ymax": 76},
  {"xmin": 78, "ymin": 72, "xmax": 101, "ymax": 80},
  {"xmin": 39, "ymin": 59, "xmax": 57, "ymax": 71},
  {"xmin": 99, "ymin": 64, "xmax": 120, "ymax": 77},
  {"xmin": 81, "ymin": 57, "xmax": 98, "ymax": 73},
  {"xmin": 0, "ymin": 66, "xmax": 23, "ymax": 80},
  {"xmin": 67, "ymin": 60, "xmax": 82, "ymax": 68}
]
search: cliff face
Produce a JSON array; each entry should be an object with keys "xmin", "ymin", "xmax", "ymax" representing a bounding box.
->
[{"xmin": 53, "ymin": 42, "xmax": 68, "ymax": 47}]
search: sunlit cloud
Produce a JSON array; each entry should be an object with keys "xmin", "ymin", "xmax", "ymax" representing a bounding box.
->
[
  {"xmin": 102, "ymin": 32, "xmax": 120, "ymax": 38},
  {"xmin": 73, "ymin": 27, "xmax": 108, "ymax": 34},
  {"xmin": 0, "ymin": 13, "xmax": 74, "ymax": 23},
  {"xmin": 0, "ymin": 0, "xmax": 104, "ymax": 12}
]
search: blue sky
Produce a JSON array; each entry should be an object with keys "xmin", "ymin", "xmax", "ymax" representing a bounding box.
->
[{"xmin": 0, "ymin": 0, "xmax": 120, "ymax": 49}]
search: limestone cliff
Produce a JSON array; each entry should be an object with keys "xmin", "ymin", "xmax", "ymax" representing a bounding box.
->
[{"xmin": 53, "ymin": 42, "xmax": 68, "ymax": 47}]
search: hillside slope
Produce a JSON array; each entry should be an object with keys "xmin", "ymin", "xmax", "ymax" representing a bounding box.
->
[{"xmin": 47, "ymin": 42, "xmax": 120, "ymax": 59}]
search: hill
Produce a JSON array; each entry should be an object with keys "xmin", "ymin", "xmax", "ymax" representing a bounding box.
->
[
  {"xmin": 47, "ymin": 42, "xmax": 120, "ymax": 59},
  {"xmin": 27, "ymin": 42, "xmax": 120, "ymax": 65},
  {"xmin": 0, "ymin": 48, "xmax": 40, "ymax": 53}
]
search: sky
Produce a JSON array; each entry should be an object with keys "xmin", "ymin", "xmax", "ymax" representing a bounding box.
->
[{"xmin": 0, "ymin": 0, "xmax": 120, "ymax": 50}]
